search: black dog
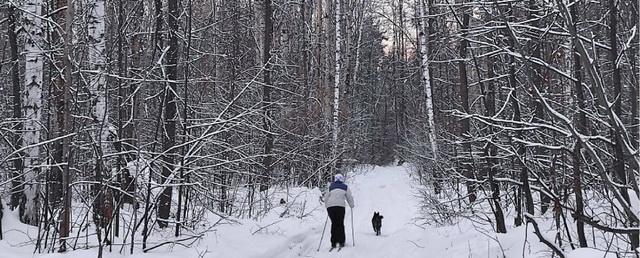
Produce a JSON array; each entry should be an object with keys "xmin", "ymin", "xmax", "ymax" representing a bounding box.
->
[{"xmin": 371, "ymin": 212, "xmax": 383, "ymax": 236}]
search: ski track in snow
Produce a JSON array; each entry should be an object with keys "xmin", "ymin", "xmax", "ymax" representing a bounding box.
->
[
  {"xmin": 254, "ymin": 165, "xmax": 554, "ymax": 258},
  {"xmin": 260, "ymin": 165, "xmax": 431, "ymax": 258}
]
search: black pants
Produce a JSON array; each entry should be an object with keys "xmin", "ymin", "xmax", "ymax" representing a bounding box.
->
[{"xmin": 327, "ymin": 206, "xmax": 346, "ymax": 246}]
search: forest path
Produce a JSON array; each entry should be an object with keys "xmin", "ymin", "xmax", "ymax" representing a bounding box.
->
[
  {"xmin": 260, "ymin": 165, "xmax": 430, "ymax": 258},
  {"xmin": 0, "ymin": 165, "xmax": 559, "ymax": 258}
]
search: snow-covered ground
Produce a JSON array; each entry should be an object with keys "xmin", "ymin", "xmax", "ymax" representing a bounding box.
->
[
  {"xmin": 0, "ymin": 165, "xmax": 622, "ymax": 257},
  {"xmin": 244, "ymin": 165, "xmax": 550, "ymax": 258}
]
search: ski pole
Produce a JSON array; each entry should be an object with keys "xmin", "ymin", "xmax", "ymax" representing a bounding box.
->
[
  {"xmin": 317, "ymin": 215, "xmax": 329, "ymax": 252},
  {"xmin": 351, "ymin": 207, "xmax": 355, "ymax": 246}
]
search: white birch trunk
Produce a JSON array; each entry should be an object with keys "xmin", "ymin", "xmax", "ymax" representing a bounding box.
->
[
  {"xmin": 352, "ymin": 0, "xmax": 365, "ymax": 85},
  {"xmin": 21, "ymin": 0, "xmax": 44, "ymax": 224},
  {"xmin": 332, "ymin": 0, "xmax": 342, "ymax": 169},
  {"xmin": 89, "ymin": 0, "xmax": 108, "ymax": 143},
  {"xmin": 418, "ymin": 0, "xmax": 438, "ymax": 158}
]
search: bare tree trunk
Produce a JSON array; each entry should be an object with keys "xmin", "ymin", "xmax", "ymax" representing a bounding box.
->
[
  {"xmin": 21, "ymin": 0, "xmax": 44, "ymax": 225},
  {"xmin": 417, "ymin": 0, "xmax": 439, "ymax": 192},
  {"xmin": 158, "ymin": 0, "xmax": 180, "ymax": 228},
  {"xmin": 393, "ymin": 0, "xmax": 406, "ymax": 148},
  {"xmin": 482, "ymin": 54, "xmax": 506, "ymax": 233},
  {"xmin": 570, "ymin": 0, "xmax": 588, "ymax": 247},
  {"xmin": 50, "ymin": 0, "xmax": 67, "ymax": 212},
  {"xmin": 89, "ymin": 0, "xmax": 107, "ymax": 144},
  {"xmin": 314, "ymin": 0, "xmax": 324, "ymax": 185},
  {"xmin": 608, "ymin": 0, "xmax": 639, "ymax": 249},
  {"xmin": 113, "ymin": 0, "xmax": 126, "ymax": 238},
  {"xmin": 58, "ymin": 0, "xmax": 74, "ymax": 250},
  {"xmin": 8, "ymin": 3, "xmax": 25, "ymax": 213},
  {"xmin": 117, "ymin": 0, "xmax": 140, "ymax": 209},
  {"xmin": 127, "ymin": 0, "xmax": 142, "ymax": 161},
  {"xmin": 262, "ymin": 0, "xmax": 274, "ymax": 191},
  {"xmin": 88, "ymin": 0, "xmax": 110, "ymax": 244},
  {"xmin": 331, "ymin": 0, "xmax": 342, "ymax": 173},
  {"xmin": 143, "ymin": 0, "xmax": 166, "ymax": 245},
  {"xmin": 352, "ymin": 0, "xmax": 365, "ymax": 85},
  {"xmin": 632, "ymin": 0, "xmax": 639, "ymax": 149},
  {"xmin": 504, "ymin": 3, "xmax": 534, "ymax": 226},
  {"xmin": 176, "ymin": 0, "xmax": 193, "ymax": 238},
  {"xmin": 302, "ymin": 0, "xmax": 310, "ymax": 131},
  {"xmin": 528, "ymin": 0, "xmax": 550, "ymax": 215},
  {"xmin": 457, "ymin": 0, "xmax": 474, "ymax": 202}
]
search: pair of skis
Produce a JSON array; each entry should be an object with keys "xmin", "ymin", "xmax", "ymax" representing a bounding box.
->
[{"xmin": 328, "ymin": 246, "xmax": 344, "ymax": 252}]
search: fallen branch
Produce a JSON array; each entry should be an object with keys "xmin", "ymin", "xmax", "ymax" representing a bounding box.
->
[
  {"xmin": 143, "ymin": 234, "xmax": 202, "ymax": 253},
  {"xmin": 524, "ymin": 214, "xmax": 565, "ymax": 258},
  {"xmin": 251, "ymin": 220, "xmax": 282, "ymax": 235},
  {"xmin": 574, "ymin": 214, "xmax": 640, "ymax": 235}
]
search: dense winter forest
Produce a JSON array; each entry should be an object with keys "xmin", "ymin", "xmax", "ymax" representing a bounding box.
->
[{"xmin": 0, "ymin": 0, "xmax": 638, "ymax": 257}]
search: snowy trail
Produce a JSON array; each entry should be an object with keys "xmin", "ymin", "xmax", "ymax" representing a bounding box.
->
[
  {"xmin": 254, "ymin": 165, "xmax": 539, "ymax": 258},
  {"xmin": 0, "ymin": 165, "xmax": 571, "ymax": 258},
  {"xmin": 263, "ymin": 165, "xmax": 429, "ymax": 258}
]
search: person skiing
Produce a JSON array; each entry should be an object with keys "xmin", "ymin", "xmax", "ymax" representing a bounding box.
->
[{"xmin": 323, "ymin": 173, "xmax": 354, "ymax": 248}]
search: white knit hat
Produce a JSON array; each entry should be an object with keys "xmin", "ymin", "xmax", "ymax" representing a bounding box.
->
[{"xmin": 334, "ymin": 174, "xmax": 344, "ymax": 182}]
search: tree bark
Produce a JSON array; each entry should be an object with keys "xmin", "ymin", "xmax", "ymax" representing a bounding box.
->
[
  {"xmin": 503, "ymin": 3, "xmax": 534, "ymax": 226},
  {"xmin": 89, "ymin": 0, "xmax": 108, "ymax": 226},
  {"xmin": 57, "ymin": 0, "xmax": 74, "ymax": 250},
  {"xmin": 570, "ymin": 0, "xmax": 588, "ymax": 247},
  {"xmin": 331, "ymin": 0, "xmax": 342, "ymax": 173},
  {"xmin": 418, "ymin": 0, "xmax": 439, "ymax": 192},
  {"xmin": 8, "ymin": 3, "xmax": 24, "ymax": 213},
  {"xmin": 158, "ymin": 0, "xmax": 180, "ymax": 229},
  {"xmin": 608, "ymin": 0, "xmax": 638, "ymax": 249},
  {"xmin": 21, "ymin": 0, "xmax": 44, "ymax": 225},
  {"xmin": 457, "ymin": 0, "xmax": 474, "ymax": 202},
  {"xmin": 483, "ymin": 54, "xmax": 506, "ymax": 233},
  {"xmin": 262, "ymin": 0, "xmax": 274, "ymax": 191},
  {"xmin": 632, "ymin": 0, "xmax": 639, "ymax": 149},
  {"xmin": 528, "ymin": 0, "xmax": 550, "ymax": 214}
]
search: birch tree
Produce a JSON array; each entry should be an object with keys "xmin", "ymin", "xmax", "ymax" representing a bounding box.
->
[
  {"xmin": 331, "ymin": 0, "xmax": 342, "ymax": 172},
  {"xmin": 417, "ymin": 0, "xmax": 438, "ymax": 188},
  {"xmin": 87, "ymin": 0, "xmax": 110, "ymax": 235},
  {"xmin": 21, "ymin": 0, "xmax": 44, "ymax": 225}
]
